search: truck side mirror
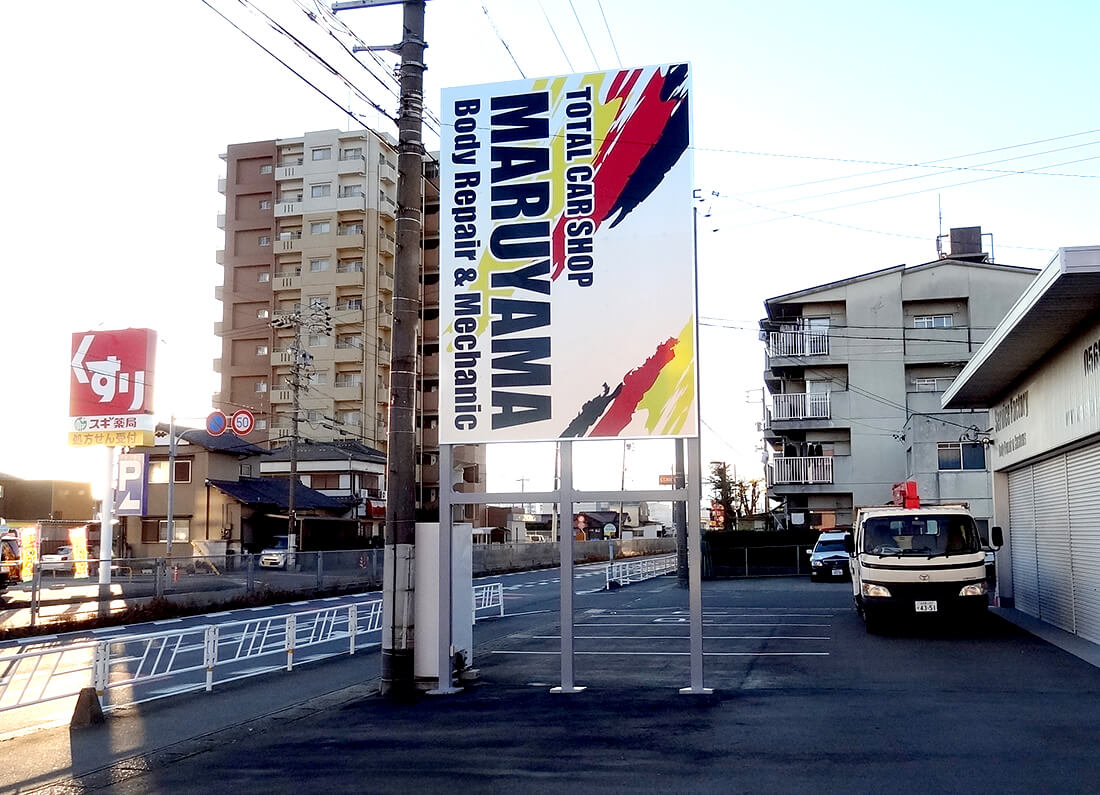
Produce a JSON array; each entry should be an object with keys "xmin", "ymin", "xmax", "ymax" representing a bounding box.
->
[
  {"xmin": 991, "ymin": 526, "xmax": 1003, "ymax": 550},
  {"xmin": 844, "ymin": 536, "xmax": 854, "ymax": 555}
]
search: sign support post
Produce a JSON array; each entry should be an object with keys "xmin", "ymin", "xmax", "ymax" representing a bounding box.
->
[
  {"xmin": 680, "ymin": 436, "xmax": 711, "ymax": 695},
  {"xmin": 98, "ymin": 445, "xmax": 116, "ymax": 617},
  {"xmin": 551, "ymin": 440, "xmax": 584, "ymax": 694}
]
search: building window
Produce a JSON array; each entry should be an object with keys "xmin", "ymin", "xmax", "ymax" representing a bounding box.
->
[
  {"xmin": 258, "ymin": 271, "xmax": 271, "ymax": 283},
  {"xmin": 340, "ymin": 184, "xmax": 363, "ymax": 198},
  {"xmin": 337, "ymin": 334, "xmax": 362, "ymax": 349},
  {"xmin": 338, "ymin": 298, "xmax": 363, "ymax": 311},
  {"xmin": 311, "ymin": 183, "xmax": 331, "ymax": 198},
  {"xmin": 338, "ymin": 259, "xmax": 363, "ymax": 273},
  {"xmin": 339, "ymin": 223, "xmax": 364, "ymax": 235},
  {"xmin": 309, "ymin": 372, "xmax": 328, "ymax": 386},
  {"xmin": 309, "ymin": 258, "xmax": 330, "ymax": 272},
  {"xmin": 260, "ymin": 164, "xmax": 273, "ymax": 175},
  {"xmin": 913, "ymin": 377, "xmax": 955, "ymax": 392},
  {"xmin": 305, "ymin": 409, "xmax": 323, "ymax": 423},
  {"xmin": 257, "ymin": 308, "xmax": 270, "ymax": 319},
  {"xmin": 938, "ymin": 442, "xmax": 986, "ymax": 471},
  {"xmin": 255, "ymin": 380, "xmax": 268, "ymax": 393},
  {"xmin": 308, "ymin": 296, "xmax": 330, "ymax": 311},
  {"xmin": 341, "ymin": 147, "xmax": 362, "ymax": 161},
  {"xmin": 311, "ymin": 221, "xmax": 331, "ymax": 235},
  {"xmin": 258, "ymin": 235, "xmax": 271, "ymax": 246},
  {"xmin": 308, "ymin": 333, "xmax": 328, "ymax": 347},
  {"xmin": 311, "ymin": 147, "xmax": 332, "ymax": 161},
  {"xmin": 311, "ymin": 473, "xmax": 341, "ymax": 490},
  {"xmin": 915, "ymin": 315, "xmax": 953, "ymax": 329},
  {"xmin": 339, "ymin": 410, "xmax": 362, "ymax": 427},
  {"xmin": 142, "ymin": 518, "xmax": 190, "ymax": 544},
  {"xmin": 149, "ymin": 459, "xmax": 192, "ymax": 485},
  {"xmin": 256, "ymin": 344, "xmax": 269, "ymax": 356},
  {"xmin": 255, "ymin": 419, "xmax": 267, "ymax": 430},
  {"xmin": 259, "ymin": 199, "xmax": 272, "ymax": 210},
  {"xmin": 335, "ymin": 372, "xmax": 363, "ymax": 388}
]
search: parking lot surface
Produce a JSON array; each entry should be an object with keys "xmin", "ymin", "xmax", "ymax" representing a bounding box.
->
[{"xmin": 6, "ymin": 576, "xmax": 1100, "ymax": 793}]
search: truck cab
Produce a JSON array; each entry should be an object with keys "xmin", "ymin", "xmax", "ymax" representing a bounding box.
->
[{"xmin": 850, "ymin": 490, "xmax": 995, "ymax": 633}]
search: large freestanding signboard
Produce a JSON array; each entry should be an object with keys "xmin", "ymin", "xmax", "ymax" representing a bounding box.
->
[
  {"xmin": 439, "ymin": 64, "xmax": 697, "ymax": 444},
  {"xmin": 69, "ymin": 328, "xmax": 157, "ymax": 447}
]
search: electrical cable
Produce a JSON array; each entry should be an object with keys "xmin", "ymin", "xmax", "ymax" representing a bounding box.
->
[
  {"xmin": 538, "ymin": 0, "xmax": 575, "ymax": 72},
  {"xmin": 596, "ymin": 0, "xmax": 622, "ymax": 69},
  {"xmin": 568, "ymin": 0, "xmax": 601, "ymax": 70},
  {"xmin": 480, "ymin": 1, "xmax": 526, "ymax": 78}
]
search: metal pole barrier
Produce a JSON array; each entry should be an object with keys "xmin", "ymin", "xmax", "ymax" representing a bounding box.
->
[
  {"xmin": 247, "ymin": 553, "xmax": 255, "ymax": 595},
  {"xmin": 30, "ymin": 563, "xmax": 41, "ymax": 628},
  {"xmin": 155, "ymin": 558, "xmax": 164, "ymax": 598},
  {"xmin": 553, "ymin": 440, "xmax": 584, "ymax": 694},
  {"xmin": 681, "ymin": 436, "xmax": 712, "ymax": 695},
  {"xmin": 349, "ymin": 603, "xmax": 358, "ymax": 655},
  {"xmin": 316, "ymin": 551, "xmax": 324, "ymax": 590}
]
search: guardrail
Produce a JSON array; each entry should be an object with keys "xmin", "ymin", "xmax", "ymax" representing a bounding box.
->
[
  {"xmin": 1, "ymin": 579, "xmax": 507, "ymax": 719},
  {"xmin": 606, "ymin": 554, "xmax": 677, "ymax": 589},
  {"xmin": 473, "ymin": 582, "xmax": 503, "ymax": 621}
]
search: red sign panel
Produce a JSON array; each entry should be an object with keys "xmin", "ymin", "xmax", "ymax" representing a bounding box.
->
[{"xmin": 70, "ymin": 328, "xmax": 157, "ymax": 417}]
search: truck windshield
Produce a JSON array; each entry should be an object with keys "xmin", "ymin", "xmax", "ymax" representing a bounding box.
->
[{"xmin": 863, "ymin": 515, "xmax": 981, "ymax": 556}]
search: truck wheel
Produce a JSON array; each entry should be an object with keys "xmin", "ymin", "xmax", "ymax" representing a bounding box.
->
[{"xmin": 864, "ymin": 609, "xmax": 882, "ymax": 635}]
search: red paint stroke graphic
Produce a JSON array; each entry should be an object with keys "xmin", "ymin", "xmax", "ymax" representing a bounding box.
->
[{"xmin": 551, "ymin": 64, "xmax": 689, "ymax": 281}]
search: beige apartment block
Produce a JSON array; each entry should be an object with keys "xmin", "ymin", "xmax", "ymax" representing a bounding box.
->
[{"xmin": 216, "ymin": 130, "xmax": 484, "ymax": 520}]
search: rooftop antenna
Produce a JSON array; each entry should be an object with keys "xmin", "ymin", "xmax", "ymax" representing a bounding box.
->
[{"xmin": 936, "ymin": 194, "xmax": 944, "ymax": 258}]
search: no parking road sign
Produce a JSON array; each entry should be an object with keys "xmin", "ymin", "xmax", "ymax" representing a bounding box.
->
[{"xmin": 206, "ymin": 410, "xmax": 227, "ymax": 437}]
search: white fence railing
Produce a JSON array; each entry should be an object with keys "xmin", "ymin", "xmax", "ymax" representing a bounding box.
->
[
  {"xmin": 770, "ymin": 456, "xmax": 834, "ymax": 484},
  {"xmin": 473, "ymin": 582, "xmax": 504, "ymax": 621},
  {"xmin": 767, "ymin": 331, "xmax": 829, "ymax": 357},
  {"xmin": 606, "ymin": 554, "xmax": 677, "ymax": 589},
  {"xmin": 1, "ymin": 581, "xmax": 507, "ymax": 719},
  {"xmin": 771, "ymin": 392, "xmax": 830, "ymax": 420}
]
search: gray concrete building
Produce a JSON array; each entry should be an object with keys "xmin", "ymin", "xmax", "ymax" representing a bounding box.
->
[{"xmin": 761, "ymin": 229, "xmax": 1038, "ymax": 532}]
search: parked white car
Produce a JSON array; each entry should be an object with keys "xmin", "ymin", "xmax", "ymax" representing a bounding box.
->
[
  {"xmin": 259, "ymin": 536, "xmax": 291, "ymax": 569},
  {"xmin": 41, "ymin": 546, "xmax": 74, "ymax": 572}
]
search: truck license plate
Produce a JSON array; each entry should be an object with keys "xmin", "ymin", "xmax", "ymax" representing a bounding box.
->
[{"xmin": 915, "ymin": 600, "xmax": 938, "ymax": 613}]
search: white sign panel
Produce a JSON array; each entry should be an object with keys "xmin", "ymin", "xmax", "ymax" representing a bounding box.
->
[{"xmin": 439, "ymin": 64, "xmax": 697, "ymax": 444}]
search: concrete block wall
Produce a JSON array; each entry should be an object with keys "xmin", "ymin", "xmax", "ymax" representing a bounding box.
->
[{"xmin": 472, "ymin": 538, "xmax": 676, "ymax": 576}]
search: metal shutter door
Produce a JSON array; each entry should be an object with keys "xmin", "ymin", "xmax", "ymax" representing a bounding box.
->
[
  {"xmin": 1008, "ymin": 467, "xmax": 1039, "ymax": 618},
  {"xmin": 1067, "ymin": 443, "xmax": 1100, "ymax": 644},
  {"xmin": 1032, "ymin": 455, "xmax": 1075, "ymax": 632}
]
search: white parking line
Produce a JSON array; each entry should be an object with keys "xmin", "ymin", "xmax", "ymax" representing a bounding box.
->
[
  {"xmin": 530, "ymin": 634, "xmax": 830, "ymax": 641},
  {"xmin": 248, "ymin": 606, "xmax": 273, "ymax": 612},
  {"xmin": 493, "ymin": 650, "xmax": 829, "ymax": 657},
  {"xmin": 153, "ymin": 619, "xmax": 183, "ymax": 625},
  {"xmin": 576, "ymin": 622, "xmax": 830, "ymax": 627}
]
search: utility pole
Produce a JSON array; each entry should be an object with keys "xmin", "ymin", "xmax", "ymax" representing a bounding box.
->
[
  {"xmin": 272, "ymin": 306, "xmax": 330, "ymax": 556},
  {"xmin": 332, "ymin": 0, "xmax": 425, "ymax": 697}
]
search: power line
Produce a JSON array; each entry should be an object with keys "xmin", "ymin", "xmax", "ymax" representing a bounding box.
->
[
  {"xmin": 200, "ymin": 0, "xmax": 394, "ymax": 128},
  {"xmin": 723, "ymin": 127, "xmax": 1100, "ymax": 199},
  {"xmin": 480, "ymin": 1, "xmax": 526, "ymax": 78},
  {"xmin": 596, "ymin": 0, "xmax": 622, "ymax": 68},
  {"xmin": 568, "ymin": 0, "xmax": 601, "ymax": 70},
  {"xmin": 538, "ymin": 0, "xmax": 574, "ymax": 72}
]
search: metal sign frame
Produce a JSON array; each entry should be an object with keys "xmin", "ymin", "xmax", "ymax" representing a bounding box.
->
[{"xmin": 434, "ymin": 437, "xmax": 709, "ymax": 695}]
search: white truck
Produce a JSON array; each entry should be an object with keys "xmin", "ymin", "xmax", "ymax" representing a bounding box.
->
[{"xmin": 848, "ymin": 485, "xmax": 1001, "ymax": 633}]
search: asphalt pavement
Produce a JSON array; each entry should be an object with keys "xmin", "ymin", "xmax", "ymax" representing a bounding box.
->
[{"xmin": 4, "ymin": 573, "xmax": 1100, "ymax": 794}]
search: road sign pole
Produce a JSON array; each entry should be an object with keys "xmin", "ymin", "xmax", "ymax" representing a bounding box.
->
[{"xmin": 98, "ymin": 445, "xmax": 115, "ymax": 618}]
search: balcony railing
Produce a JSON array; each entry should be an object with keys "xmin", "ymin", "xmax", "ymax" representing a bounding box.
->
[
  {"xmin": 770, "ymin": 456, "xmax": 834, "ymax": 484},
  {"xmin": 767, "ymin": 331, "xmax": 829, "ymax": 357},
  {"xmin": 771, "ymin": 392, "xmax": 830, "ymax": 420}
]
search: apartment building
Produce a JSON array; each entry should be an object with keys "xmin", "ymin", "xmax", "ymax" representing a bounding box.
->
[
  {"xmin": 216, "ymin": 129, "xmax": 484, "ymax": 521},
  {"xmin": 760, "ymin": 229, "xmax": 1038, "ymax": 533}
]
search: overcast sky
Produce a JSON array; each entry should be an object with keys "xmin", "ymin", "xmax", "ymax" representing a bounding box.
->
[{"xmin": 1, "ymin": 0, "xmax": 1096, "ymax": 495}]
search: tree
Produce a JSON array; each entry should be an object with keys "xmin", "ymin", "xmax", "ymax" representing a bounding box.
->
[
  {"xmin": 708, "ymin": 462, "xmax": 736, "ymax": 531},
  {"xmin": 708, "ymin": 462, "xmax": 765, "ymax": 530}
]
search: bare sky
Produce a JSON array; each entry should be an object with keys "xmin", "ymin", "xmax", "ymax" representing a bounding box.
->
[{"xmin": 1, "ymin": 0, "xmax": 1096, "ymax": 493}]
